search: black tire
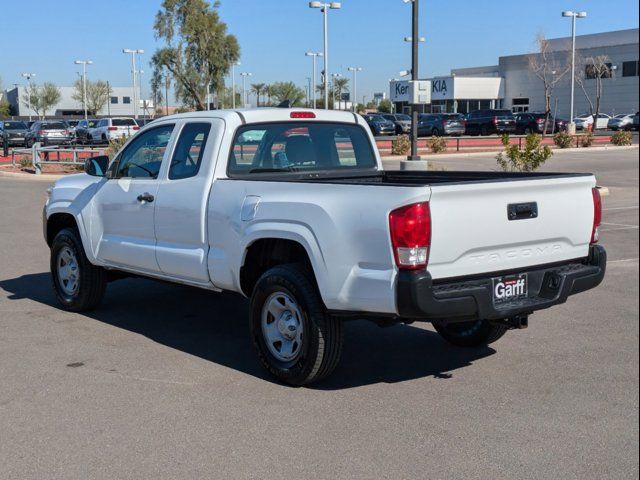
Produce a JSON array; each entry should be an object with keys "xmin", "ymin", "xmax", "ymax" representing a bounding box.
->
[
  {"xmin": 524, "ymin": 127, "xmax": 532, "ymax": 134},
  {"xmin": 480, "ymin": 126, "xmax": 489, "ymax": 136},
  {"xmin": 433, "ymin": 319, "xmax": 508, "ymax": 348},
  {"xmin": 250, "ymin": 264, "xmax": 343, "ymax": 386},
  {"xmin": 50, "ymin": 227, "xmax": 107, "ymax": 312}
]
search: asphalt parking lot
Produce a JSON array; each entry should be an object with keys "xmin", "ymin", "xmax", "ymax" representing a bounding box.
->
[{"xmin": 0, "ymin": 148, "xmax": 638, "ymax": 479}]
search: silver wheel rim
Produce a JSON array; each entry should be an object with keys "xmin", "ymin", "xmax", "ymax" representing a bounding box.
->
[
  {"xmin": 57, "ymin": 247, "xmax": 80, "ymax": 297},
  {"xmin": 261, "ymin": 292, "xmax": 304, "ymax": 363}
]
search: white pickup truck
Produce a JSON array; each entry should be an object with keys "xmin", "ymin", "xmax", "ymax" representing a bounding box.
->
[{"xmin": 44, "ymin": 108, "xmax": 606, "ymax": 385}]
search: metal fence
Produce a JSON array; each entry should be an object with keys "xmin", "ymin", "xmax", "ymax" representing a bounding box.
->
[{"xmin": 11, "ymin": 143, "xmax": 108, "ymax": 175}]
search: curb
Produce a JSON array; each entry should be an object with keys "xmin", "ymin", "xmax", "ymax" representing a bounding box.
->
[
  {"xmin": 0, "ymin": 170, "xmax": 64, "ymax": 182},
  {"xmin": 381, "ymin": 144, "xmax": 638, "ymax": 161}
]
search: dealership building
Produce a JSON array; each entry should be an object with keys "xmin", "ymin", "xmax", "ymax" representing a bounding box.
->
[
  {"xmin": 390, "ymin": 28, "xmax": 639, "ymax": 118},
  {"xmin": 3, "ymin": 85, "xmax": 147, "ymax": 118}
]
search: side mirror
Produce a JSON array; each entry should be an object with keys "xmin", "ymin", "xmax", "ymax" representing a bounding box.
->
[{"xmin": 84, "ymin": 155, "xmax": 109, "ymax": 177}]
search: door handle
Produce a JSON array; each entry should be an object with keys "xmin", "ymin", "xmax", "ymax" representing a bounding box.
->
[{"xmin": 137, "ymin": 193, "xmax": 155, "ymax": 203}]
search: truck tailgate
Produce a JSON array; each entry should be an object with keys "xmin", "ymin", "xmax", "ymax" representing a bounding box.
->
[{"xmin": 427, "ymin": 175, "xmax": 596, "ymax": 280}]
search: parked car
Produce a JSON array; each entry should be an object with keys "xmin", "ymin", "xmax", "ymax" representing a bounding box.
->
[
  {"xmin": 380, "ymin": 113, "xmax": 411, "ymax": 134},
  {"xmin": 514, "ymin": 113, "xmax": 568, "ymax": 134},
  {"xmin": 44, "ymin": 108, "xmax": 606, "ymax": 385},
  {"xmin": 464, "ymin": 109, "xmax": 516, "ymax": 136},
  {"xmin": 1, "ymin": 120, "xmax": 29, "ymax": 147},
  {"xmin": 74, "ymin": 119, "xmax": 99, "ymax": 144},
  {"xmin": 631, "ymin": 112, "xmax": 640, "ymax": 131},
  {"xmin": 607, "ymin": 113, "xmax": 635, "ymax": 131},
  {"xmin": 417, "ymin": 113, "xmax": 465, "ymax": 137},
  {"xmin": 25, "ymin": 121, "xmax": 73, "ymax": 146},
  {"xmin": 66, "ymin": 120, "xmax": 80, "ymax": 138},
  {"xmin": 574, "ymin": 113, "xmax": 611, "ymax": 131},
  {"xmin": 363, "ymin": 114, "xmax": 396, "ymax": 136},
  {"xmin": 88, "ymin": 117, "xmax": 140, "ymax": 144}
]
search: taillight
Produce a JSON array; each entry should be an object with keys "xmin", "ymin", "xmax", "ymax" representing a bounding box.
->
[
  {"xmin": 389, "ymin": 202, "xmax": 431, "ymax": 270},
  {"xmin": 591, "ymin": 188, "xmax": 602, "ymax": 244},
  {"xmin": 492, "ymin": 116, "xmax": 498, "ymax": 125},
  {"xmin": 38, "ymin": 130, "xmax": 45, "ymax": 135},
  {"xmin": 536, "ymin": 118, "xmax": 545, "ymax": 123},
  {"xmin": 133, "ymin": 126, "xmax": 140, "ymax": 130},
  {"xmin": 108, "ymin": 126, "xmax": 118, "ymax": 131}
]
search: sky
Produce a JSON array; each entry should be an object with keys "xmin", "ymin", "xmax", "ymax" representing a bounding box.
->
[{"xmin": 1, "ymin": 0, "xmax": 638, "ymax": 105}]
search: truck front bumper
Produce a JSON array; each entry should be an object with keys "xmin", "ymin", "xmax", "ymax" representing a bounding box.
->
[{"xmin": 396, "ymin": 245, "xmax": 606, "ymax": 323}]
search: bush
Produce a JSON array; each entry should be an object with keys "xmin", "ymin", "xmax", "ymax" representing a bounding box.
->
[
  {"xmin": 391, "ymin": 135, "xmax": 410, "ymax": 156},
  {"xmin": 427, "ymin": 136, "xmax": 448, "ymax": 154},
  {"xmin": 580, "ymin": 132, "xmax": 594, "ymax": 148},
  {"xmin": 554, "ymin": 132, "xmax": 574, "ymax": 149},
  {"xmin": 496, "ymin": 133, "xmax": 552, "ymax": 172},
  {"xmin": 611, "ymin": 130, "xmax": 633, "ymax": 146},
  {"xmin": 107, "ymin": 135, "xmax": 128, "ymax": 159}
]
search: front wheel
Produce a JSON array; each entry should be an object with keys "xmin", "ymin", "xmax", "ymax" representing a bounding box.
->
[
  {"xmin": 250, "ymin": 264, "xmax": 343, "ymax": 386},
  {"xmin": 51, "ymin": 227, "xmax": 107, "ymax": 312},
  {"xmin": 433, "ymin": 319, "xmax": 508, "ymax": 347}
]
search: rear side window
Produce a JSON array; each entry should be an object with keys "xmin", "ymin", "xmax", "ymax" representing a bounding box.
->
[
  {"xmin": 42, "ymin": 123, "xmax": 66, "ymax": 130},
  {"xmin": 169, "ymin": 123, "xmax": 211, "ymax": 180},
  {"xmin": 228, "ymin": 122, "xmax": 377, "ymax": 175}
]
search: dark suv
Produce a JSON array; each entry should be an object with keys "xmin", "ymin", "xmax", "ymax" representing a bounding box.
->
[
  {"xmin": 417, "ymin": 113, "xmax": 466, "ymax": 137},
  {"xmin": 515, "ymin": 112, "xmax": 567, "ymax": 134},
  {"xmin": 1, "ymin": 120, "xmax": 29, "ymax": 147},
  {"xmin": 465, "ymin": 109, "xmax": 516, "ymax": 136},
  {"xmin": 363, "ymin": 114, "xmax": 396, "ymax": 136}
]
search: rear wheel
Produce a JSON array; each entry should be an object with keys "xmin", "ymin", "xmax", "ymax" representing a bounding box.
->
[
  {"xmin": 432, "ymin": 128, "xmax": 443, "ymax": 137},
  {"xmin": 480, "ymin": 126, "xmax": 489, "ymax": 136},
  {"xmin": 51, "ymin": 227, "xmax": 107, "ymax": 312},
  {"xmin": 433, "ymin": 319, "xmax": 508, "ymax": 347},
  {"xmin": 250, "ymin": 264, "xmax": 343, "ymax": 386}
]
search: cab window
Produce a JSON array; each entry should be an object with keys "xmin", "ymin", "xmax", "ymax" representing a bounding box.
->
[{"xmin": 169, "ymin": 123, "xmax": 211, "ymax": 180}]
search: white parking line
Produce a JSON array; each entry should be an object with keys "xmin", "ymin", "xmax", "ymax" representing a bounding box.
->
[
  {"xmin": 601, "ymin": 222, "xmax": 639, "ymax": 228},
  {"xmin": 608, "ymin": 258, "xmax": 639, "ymax": 264},
  {"xmin": 603, "ymin": 206, "xmax": 639, "ymax": 211}
]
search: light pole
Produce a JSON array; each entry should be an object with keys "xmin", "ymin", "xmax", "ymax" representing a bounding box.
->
[
  {"xmin": 74, "ymin": 60, "xmax": 92, "ymax": 119},
  {"xmin": 21, "ymin": 73, "xmax": 36, "ymax": 121},
  {"xmin": 240, "ymin": 72, "xmax": 252, "ymax": 108},
  {"xmin": 403, "ymin": 0, "xmax": 421, "ymax": 161},
  {"xmin": 309, "ymin": 2, "xmax": 341, "ymax": 110},
  {"xmin": 348, "ymin": 67, "xmax": 362, "ymax": 112},
  {"xmin": 122, "ymin": 49, "xmax": 144, "ymax": 118},
  {"xmin": 231, "ymin": 61, "xmax": 241, "ymax": 108},
  {"xmin": 562, "ymin": 10, "xmax": 587, "ymax": 134},
  {"xmin": 305, "ymin": 52, "xmax": 323, "ymax": 109}
]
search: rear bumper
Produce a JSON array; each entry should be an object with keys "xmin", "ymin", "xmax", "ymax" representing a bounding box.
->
[{"xmin": 396, "ymin": 245, "xmax": 606, "ymax": 322}]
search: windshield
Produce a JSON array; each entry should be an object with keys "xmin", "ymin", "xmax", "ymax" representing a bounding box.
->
[
  {"xmin": 367, "ymin": 115, "xmax": 385, "ymax": 122},
  {"xmin": 397, "ymin": 114, "xmax": 411, "ymax": 121},
  {"xmin": 3, "ymin": 121, "xmax": 27, "ymax": 130},
  {"xmin": 228, "ymin": 122, "xmax": 377, "ymax": 176}
]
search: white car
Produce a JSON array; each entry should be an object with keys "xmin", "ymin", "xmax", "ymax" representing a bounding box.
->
[
  {"xmin": 607, "ymin": 113, "xmax": 635, "ymax": 131},
  {"xmin": 87, "ymin": 117, "xmax": 139, "ymax": 144},
  {"xmin": 574, "ymin": 113, "xmax": 611, "ymax": 130},
  {"xmin": 43, "ymin": 108, "xmax": 607, "ymax": 385}
]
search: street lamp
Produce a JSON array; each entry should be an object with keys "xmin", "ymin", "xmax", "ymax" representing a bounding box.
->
[
  {"xmin": 21, "ymin": 73, "xmax": 36, "ymax": 121},
  {"xmin": 562, "ymin": 10, "xmax": 587, "ymax": 134},
  {"xmin": 231, "ymin": 61, "xmax": 241, "ymax": 108},
  {"xmin": 348, "ymin": 67, "xmax": 362, "ymax": 113},
  {"xmin": 122, "ymin": 49, "xmax": 144, "ymax": 118},
  {"xmin": 305, "ymin": 52, "xmax": 323, "ymax": 108},
  {"xmin": 240, "ymin": 72, "xmax": 252, "ymax": 108},
  {"xmin": 309, "ymin": 1, "xmax": 341, "ymax": 110},
  {"xmin": 74, "ymin": 60, "xmax": 93, "ymax": 120}
]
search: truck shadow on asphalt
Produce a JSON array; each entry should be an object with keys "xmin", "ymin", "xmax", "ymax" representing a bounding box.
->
[{"xmin": 1, "ymin": 273, "xmax": 496, "ymax": 390}]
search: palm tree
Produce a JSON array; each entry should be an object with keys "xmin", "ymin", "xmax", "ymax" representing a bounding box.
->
[
  {"xmin": 251, "ymin": 83, "xmax": 266, "ymax": 107},
  {"xmin": 333, "ymin": 77, "xmax": 350, "ymax": 110}
]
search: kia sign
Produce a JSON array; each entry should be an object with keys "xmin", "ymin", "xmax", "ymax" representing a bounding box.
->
[
  {"xmin": 390, "ymin": 81, "xmax": 410, "ymax": 102},
  {"xmin": 431, "ymin": 77, "xmax": 454, "ymax": 100}
]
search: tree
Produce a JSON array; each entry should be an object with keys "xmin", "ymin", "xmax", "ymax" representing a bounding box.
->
[
  {"xmin": 0, "ymin": 77, "xmax": 9, "ymax": 117},
  {"xmin": 378, "ymin": 99, "xmax": 392, "ymax": 113},
  {"xmin": 250, "ymin": 83, "xmax": 266, "ymax": 107},
  {"xmin": 268, "ymin": 82, "xmax": 306, "ymax": 107},
  {"xmin": 151, "ymin": 0, "xmax": 240, "ymax": 111},
  {"xmin": 22, "ymin": 82, "xmax": 61, "ymax": 119},
  {"xmin": 575, "ymin": 54, "xmax": 612, "ymax": 130},
  {"xmin": 332, "ymin": 77, "xmax": 349, "ymax": 110},
  {"xmin": 528, "ymin": 34, "xmax": 570, "ymax": 134},
  {"xmin": 72, "ymin": 79, "xmax": 111, "ymax": 114}
]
